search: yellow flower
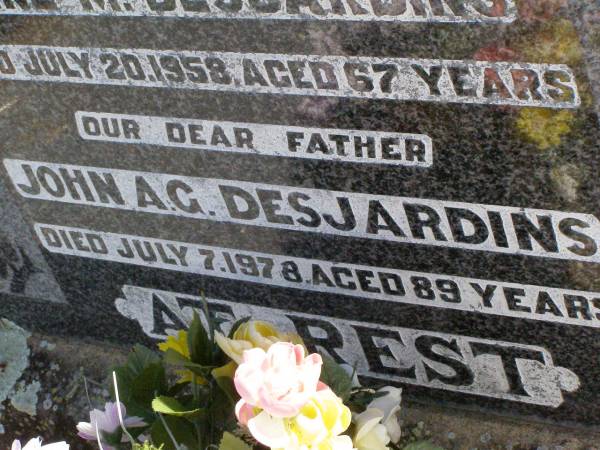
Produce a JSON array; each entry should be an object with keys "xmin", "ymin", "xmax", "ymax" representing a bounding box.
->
[
  {"xmin": 158, "ymin": 330, "xmax": 206, "ymax": 384},
  {"xmin": 246, "ymin": 388, "xmax": 352, "ymax": 450},
  {"xmin": 516, "ymin": 108, "xmax": 575, "ymax": 151},
  {"xmin": 158, "ymin": 330, "xmax": 190, "ymax": 358},
  {"xmin": 215, "ymin": 320, "xmax": 304, "ymax": 364},
  {"xmin": 211, "ymin": 361, "xmax": 237, "ymax": 380},
  {"xmin": 291, "ymin": 388, "xmax": 352, "ymax": 446}
]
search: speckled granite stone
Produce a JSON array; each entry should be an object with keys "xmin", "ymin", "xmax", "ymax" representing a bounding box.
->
[{"xmin": 0, "ymin": 0, "xmax": 600, "ymax": 430}]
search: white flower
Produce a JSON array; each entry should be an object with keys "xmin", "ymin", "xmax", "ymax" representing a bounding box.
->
[
  {"xmin": 352, "ymin": 408, "xmax": 391, "ymax": 450},
  {"xmin": 325, "ymin": 434, "xmax": 355, "ymax": 450},
  {"xmin": 12, "ymin": 438, "xmax": 69, "ymax": 450},
  {"xmin": 77, "ymin": 402, "xmax": 146, "ymax": 450},
  {"xmin": 366, "ymin": 387, "xmax": 402, "ymax": 443}
]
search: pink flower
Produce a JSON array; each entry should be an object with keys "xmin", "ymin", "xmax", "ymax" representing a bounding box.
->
[
  {"xmin": 234, "ymin": 342, "xmax": 322, "ymax": 418},
  {"xmin": 77, "ymin": 402, "xmax": 146, "ymax": 450}
]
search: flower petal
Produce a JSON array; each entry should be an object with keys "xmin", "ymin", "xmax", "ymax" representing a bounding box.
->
[
  {"xmin": 257, "ymin": 384, "xmax": 301, "ymax": 418},
  {"xmin": 123, "ymin": 416, "xmax": 147, "ymax": 428},
  {"xmin": 104, "ymin": 402, "xmax": 122, "ymax": 431},
  {"xmin": 357, "ymin": 422, "xmax": 390, "ymax": 449},
  {"xmin": 367, "ymin": 387, "xmax": 401, "ymax": 422},
  {"xmin": 76, "ymin": 421, "xmax": 97, "ymax": 441},
  {"xmin": 89, "ymin": 408, "xmax": 111, "ymax": 433},
  {"xmin": 235, "ymin": 399, "xmax": 257, "ymax": 425},
  {"xmin": 21, "ymin": 438, "xmax": 43, "ymax": 450},
  {"xmin": 329, "ymin": 434, "xmax": 354, "ymax": 450},
  {"xmin": 384, "ymin": 414, "xmax": 402, "ymax": 444},
  {"xmin": 247, "ymin": 411, "xmax": 292, "ymax": 448},
  {"xmin": 354, "ymin": 408, "xmax": 384, "ymax": 441},
  {"xmin": 234, "ymin": 348, "xmax": 267, "ymax": 405},
  {"xmin": 41, "ymin": 442, "xmax": 70, "ymax": 450},
  {"xmin": 212, "ymin": 361, "xmax": 237, "ymax": 379},
  {"xmin": 215, "ymin": 332, "xmax": 252, "ymax": 364}
]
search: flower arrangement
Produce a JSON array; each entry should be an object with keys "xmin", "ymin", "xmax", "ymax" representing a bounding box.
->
[{"xmin": 14, "ymin": 303, "xmax": 442, "ymax": 450}]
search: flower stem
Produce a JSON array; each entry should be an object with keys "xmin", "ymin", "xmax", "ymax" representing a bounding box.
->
[{"xmin": 192, "ymin": 374, "xmax": 204, "ymax": 449}]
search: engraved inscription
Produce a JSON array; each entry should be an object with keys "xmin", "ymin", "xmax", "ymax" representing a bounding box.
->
[{"xmin": 116, "ymin": 285, "xmax": 581, "ymax": 407}]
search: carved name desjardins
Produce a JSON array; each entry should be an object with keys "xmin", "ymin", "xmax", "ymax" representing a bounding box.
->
[{"xmin": 6, "ymin": 159, "xmax": 600, "ymax": 264}]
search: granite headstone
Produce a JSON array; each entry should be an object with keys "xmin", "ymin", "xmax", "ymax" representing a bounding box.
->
[{"xmin": 0, "ymin": 0, "xmax": 599, "ymax": 429}]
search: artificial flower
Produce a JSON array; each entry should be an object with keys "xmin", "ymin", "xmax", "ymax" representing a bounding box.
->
[
  {"xmin": 216, "ymin": 320, "xmax": 303, "ymax": 364},
  {"xmin": 212, "ymin": 360, "xmax": 237, "ymax": 379},
  {"xmin": 291, "ymin": 386, "xmax": 352, "ymax": 444},
  {"xmin": 319, "ymin": 435, "xmax": 355, "ymax": 450},
  {"xmin": 240, "ymin": 385, "xmax": 353, "ymax": 450},
  {"xmin": 12, "ymin": 438, "xmax": 69, "ymax": 450},
  {"xmin": 352, "ymin": 408, "xmax": 391, "ymax": 450},
  {"xmin": 234, "ymin": 341, "xmax": 322, "ymax": 418},
  {"xmin": 158, "ymin": 330, "xmax": 205, "ymax": 384},
  {"xmin": 366, "ymin": 387, "xmax": 402, "ymax": 444},
  {"xmin": 158, "ymin": 330, "xmax": 189, "ymax": 357},
  {"xmin": 77, "ymin": 401, "xmax": 146, "ymax": 450}
]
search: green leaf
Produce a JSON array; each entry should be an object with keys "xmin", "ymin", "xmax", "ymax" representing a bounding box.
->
[
  {"xmin": 200, "ymin": 291, "xmax": 214, "ymax": 343},
  {"xmin": 227, "ymin": 317, "xmax": 250, "ymax": 338},
  {"xmin": 211, "ymin": 362, "xmax": 238, "ymax": 405},
  {"xmin": 111, "ymin": 346, "xmax": 167, "ymax": 423},
  {"xmin": 152, "ymin": 396, "xmax": 205, "ymax": 418},
  {"xmin": 210, "ymin": 384, "xmax": 237, "ymax": 427},
  {"xmin": 347, "ymin": 388, "xmax": 386, "ymax": 412},
  {"xmin": 112, "ymin": 366, "xmax": 135, "ymax": 402},
  {"xmin": 167, "ymin": 381, "xmax": 189, "ymax": 397},
  {"xmin": 132, "ymin": 443, "xmax": 163, "ymax": 450},
  {"xmin": 131, "ymin": 363, "xmax": 168, "ymax": 407},
  {"xmin": 214, "ymin": 374, "xmax": 238, "ymax": 405},
  {"xmin": 162, "ymin": 348, "xmax": 192, "ymax": 365},
  {"xmin": 213, "ymin": 315, "xmax": 232, "ymax": 333},
  {"xmin": 188, "ymin": 311, "xmax": 212, "ymax": 366},
  {"xmin": 402, "ymin": 441, "xmax": 445, "ymax": 450},
  {"xmin": 102, "ymin": 428, "xmax": 124, "ymax": 447},
  {"xmin": 128, "ymin": 345, "xmax": 162, "ymax": 373},
  {"xmin": 162, "ymin": 349, "xmax": 215, "ymax": 375},
  {"xmin": 319, "ymin": 354, "xmax": 353, "ymax": 401},
  {"xmin": 112, "ymin": 345, "xmax": 162, "ymax": 398},
  {"xmin": 150, "ymin": 415, "xmax": 197, "ymax": 450},
  {"xmin": 218, "ymin": 432, "xmax": 253, "ymax": 450}
]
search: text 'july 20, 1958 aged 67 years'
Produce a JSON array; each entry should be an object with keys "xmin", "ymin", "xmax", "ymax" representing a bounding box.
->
[{"xmin": 0, "ymin": 45, "xmax": 580, "ymax": 108}]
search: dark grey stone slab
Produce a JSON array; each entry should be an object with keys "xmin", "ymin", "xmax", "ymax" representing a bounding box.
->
[
  {"xmin": 1, "ymin": 0, "xmax": 600, "ymax": 430},
  {"xmin": 578, "ymin": 1, "xmax": 600, "ymax": 126},
  {"xmin": 0, "ymin": 178, "xmax": 65, "ymax": 303}
]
